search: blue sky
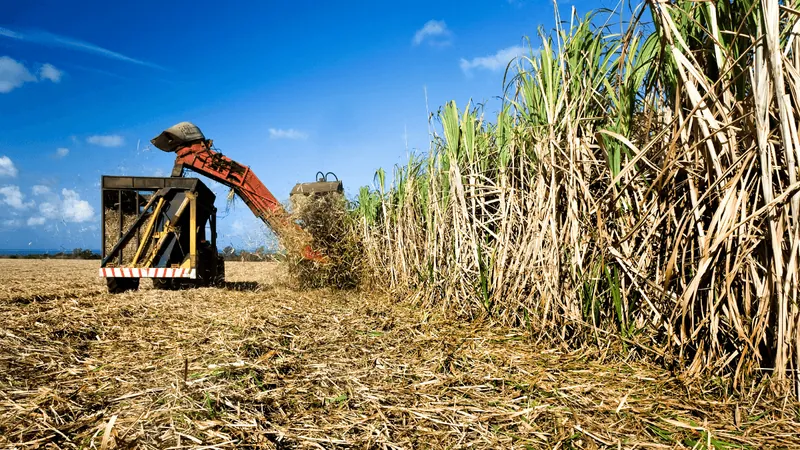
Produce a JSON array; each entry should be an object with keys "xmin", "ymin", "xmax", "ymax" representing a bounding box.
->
[{"xmin": 0, "ymin": 0, "xmax": 607, "ymax": 251}]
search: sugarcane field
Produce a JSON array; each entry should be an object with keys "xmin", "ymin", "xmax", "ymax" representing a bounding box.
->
[{"xmin": 3, "ymin": 0, "xmax": 800, "ymax": 448}]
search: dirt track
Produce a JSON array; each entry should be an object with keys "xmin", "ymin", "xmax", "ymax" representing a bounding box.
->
[{"xmin": 0, "ymin": 260, "xmax": 798, "ymax": 449}]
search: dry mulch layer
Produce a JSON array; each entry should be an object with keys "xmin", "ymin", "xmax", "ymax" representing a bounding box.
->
[{"xmin": 1, "ymin": 260, "xmax": 798, "ymax": 449}]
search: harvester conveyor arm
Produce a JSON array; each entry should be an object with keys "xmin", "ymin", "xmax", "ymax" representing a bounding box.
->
[{"xmin": 162, "ymin": 140, "xmax": 318, "ymax": 260}]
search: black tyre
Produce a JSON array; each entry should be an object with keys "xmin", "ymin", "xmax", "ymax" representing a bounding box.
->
[
  {"xmin": 107, "ymin": 277, "xmax": 140, "ymax": 294},
  {"xmin": 214, "ymin": 255, "xmax": 226, "ymax": 286},
  {"xmin": 193, "ymin": 243, "xmax": 223, "ymax": 288},
  {"xmin": 152, "ymin": 278, "xmax": 176, "ymax": 290},
  {"xmin": 155, "ymin": 276, "xmax": 198, "ymax": 290}
]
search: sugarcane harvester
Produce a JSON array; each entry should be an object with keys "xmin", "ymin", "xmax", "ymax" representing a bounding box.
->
[{"xmin": 99, "ymin": 122, "xmax": 343, "ymax": 293}]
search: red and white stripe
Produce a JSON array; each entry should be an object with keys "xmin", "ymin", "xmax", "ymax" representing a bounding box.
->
[{"xmin": 99, "ymin": 268, "xmax": 197, "ymax": 279}]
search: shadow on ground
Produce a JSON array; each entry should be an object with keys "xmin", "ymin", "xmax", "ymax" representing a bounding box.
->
[{"xmin": 220, "ymin": 281, "xmax": 260, "ymax": 291}]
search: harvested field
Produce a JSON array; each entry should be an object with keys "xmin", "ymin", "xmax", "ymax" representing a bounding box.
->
[
  {"xmin": 0, "ymin": 260, "xmax": 106, "ymax": 304},
  {"xmin": 1, "ymin": 260, "xmax": 798, "ymax": 449}
]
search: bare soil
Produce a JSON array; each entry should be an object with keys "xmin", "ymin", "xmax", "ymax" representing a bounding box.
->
[{"xmin": 0, "ymin": 260, "xmax": 797, "ymax": 449}]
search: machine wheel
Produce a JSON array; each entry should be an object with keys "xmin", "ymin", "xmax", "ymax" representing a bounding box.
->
[
  {"xmin": 193, "ymin": 242, "xmax": 223, "ymax": 288},
  {"xmin": 213, "ymin": 255, "xmax": 226, "ymax": 286},
  {"xmin": 107, "ymin": 277, "xmax": 140, "ymax": 294},
  {"xmin": 152, "ymin": 278, "xmax": 177, "ymax": 290},
  {"xmin": 154, "ymin": 276, "xmax": 199, "ymax": 290}
]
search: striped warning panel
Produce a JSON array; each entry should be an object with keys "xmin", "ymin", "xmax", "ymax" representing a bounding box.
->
[{"xmin": 99, "ymin": 268, "xmax": 197, "ymax": 279}]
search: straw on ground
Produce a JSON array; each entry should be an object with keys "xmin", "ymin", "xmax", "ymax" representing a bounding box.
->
[{"xmin": 1, "ymin": 260, "xmax": 798, "ymax": 448}]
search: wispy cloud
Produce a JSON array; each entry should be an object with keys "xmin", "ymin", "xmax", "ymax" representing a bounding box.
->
[
  {"xmin": 268, "ymin": 128, "xmax": 308, "ymax": 140},
  {"xmin": 0, "ymin": 28, "xmax": 21, "ymax": 39},
  {"xmin": 0, "ymin": 26, "xmax": 163, "ymax": 70},
  {"xmin": 459, "ymin": 45, "xmax": 528, "ymax": 74},
  {"xmin": 68, "ymin": 64, "xmax": 131, "ymax": 81},
  {"xmin": 413, "ymin": 20, "xmax": 452, "ymax": 47},
  {"xmin": 0, "ymin": 57, "xmax": 62, "ymax": 93},
  {"xmin": 0, "ymin": 156, "xmax": 18, "ymax": 177},
  {"xmin": 32, "ymin": 185, "xmax": 51, "ymax": 195},
  {"xmin": 54, "ymin": 147, "xmax": 69, "ymax": 158},
  {"xmin": 87, "ymin": 135, "xmax": 124, "ymax": 147},
  {"xmin": 27, "ymin": 216, "xmax": 45, "ymax": 226},
  {"xmin": 1, "ymin": 219, "xmax": 21, "ymax": 228}
]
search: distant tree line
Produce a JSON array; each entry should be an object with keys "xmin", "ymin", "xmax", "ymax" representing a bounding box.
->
[
  {"xmin": 0, "ymin": 247, "xmax": 281, "ymax": 262},
  {"xmin": 0, "ymin": 248, "xmax": 101, "ymax": 260}
]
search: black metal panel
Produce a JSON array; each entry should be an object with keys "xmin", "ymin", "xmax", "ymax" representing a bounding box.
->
[
  {"xmin": 101, "ymin": 175, "xmax": 216, "ymax": 204},
  {"xmin": 102, "ymin": 176, "xmax": 198, "ymax": 191},
  {"xmin": 162, "ymin": 191, "xmax": 187, "ymax": 221},
  {"xmin": 156, "ymin": 238, "xmax": 179, "ymax": 268}
]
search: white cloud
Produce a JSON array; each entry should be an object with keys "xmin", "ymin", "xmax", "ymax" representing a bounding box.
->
[
  {"xmin": 0, "ymin": 27, "xmax": 163, "ymax": 70},
  {"xmin": 34, "ymin": 188, "xmax": 93, "ymax": 223},
  {"xmin": 0, "ymin": 185, "xmax": 33, "ymax": 209},
  {"xmin": 0, "ymin": 56, "xmax": 36, "ymax": 93},
  {"xmin": 459, "ymin": 45, "xmax": 528, "ymax": 74},
  {"xmin": 0, "ymin": 156, "xmax": 18, "ymax": 177},
  {"xmin": 32, "ymin": 185, "xmax": 51, "ymax": 195},
  {"xmin": 55, "ymin": 147, "xmax": 69, "ymax": 158},
  {"xmin": 38, "ymin": 63, "xmax": 62, "ymax": 83},
  {"xmin": 413, "ymin": 20, "xmax": 452, "ymax": 46},
  {"xmin": 87, "ymin": 134, "xmax": 124, "ymax": 147},
  {"xmin": 61, "ymin": 189, "xmax": 94, "ymax": 222},
  {"xmin": 0, "ymin": 57, "xmax": 63, "ymax": 93},
  {"xmin": 27, "ymin": 216, "xmax": 45, "ymax": 226},
  {"xmin": 268, "ymin": 128, "xmax": 308, "ymax": 140},
  {"xmin": 39, "ymin": 201, "xmax": 58, "ymax": 218}
]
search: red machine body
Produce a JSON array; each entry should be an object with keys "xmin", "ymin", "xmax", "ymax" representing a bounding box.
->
[{"xmin": 151, "ymin": 123, "xmax": 322, "ymax": 261}]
